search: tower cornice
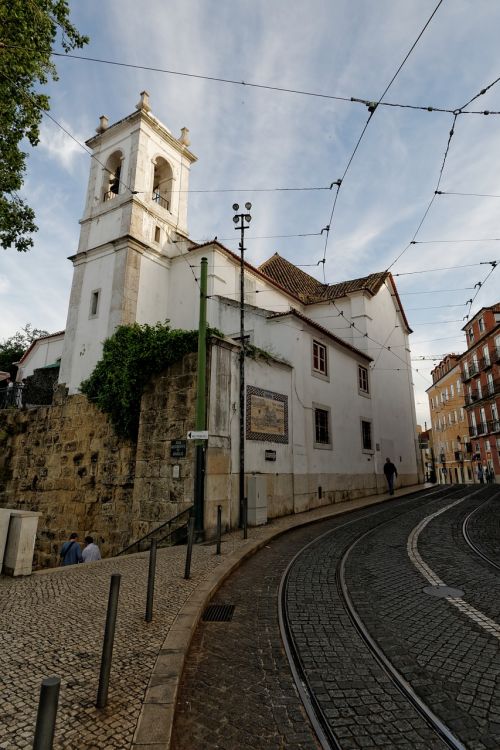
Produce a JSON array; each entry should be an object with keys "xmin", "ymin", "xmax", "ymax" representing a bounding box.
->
[{"xmin": 86, "ymin": 107, "xmax": 197, "ymax": 164}]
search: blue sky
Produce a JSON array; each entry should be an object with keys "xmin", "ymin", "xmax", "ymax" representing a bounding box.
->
[{"xmin": 2, "ymin": 0, "xmax": 500, "ymax": 425}]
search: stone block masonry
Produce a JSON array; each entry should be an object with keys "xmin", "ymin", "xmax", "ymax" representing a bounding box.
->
[
  {"xmin": 0, "ymin": 352, "xmax": 201, "ymax": 569},
  {"xmin": 0, "ymin": 389, "xmax": 137, "ymax": 568}
]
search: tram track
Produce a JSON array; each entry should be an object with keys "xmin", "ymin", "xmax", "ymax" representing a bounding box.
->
[
  {"xmin": 279, "ymin": 485, "xmax": 480, "ymax": 750},
  {"xmin": 462, "ymin": 488, "xmax": 500, "ymax": 571}
]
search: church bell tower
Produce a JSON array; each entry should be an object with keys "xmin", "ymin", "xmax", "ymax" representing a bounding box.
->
[{"xmin": 59, "ymin": 92, "xmax": 197, "ymax": 393}]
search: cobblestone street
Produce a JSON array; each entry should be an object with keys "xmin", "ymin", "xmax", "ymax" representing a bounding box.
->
[
  {"xmin": 173, "ymin": 485, "xmax": 500, "ymax": 750},
  {"xmin": 0, "ymin": 490, "xmax": 394, "ymax": 750}
]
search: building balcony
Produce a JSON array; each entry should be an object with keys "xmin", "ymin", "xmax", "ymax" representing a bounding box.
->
[
  {"xmin": 480, "ymin": 355, "xmax": 492, "ymax": 370},
  {"xmin": 494, "ymin": 346, "xmax": 500, "ymax": 363},
  {"xmin": 469, "ymin": 422, "xmax": 488, "ymax": 437},
  {"xmin": 488, "ymin": 419, "xmax": 500, "ymax": 433},
  {"xmin": 152, "ymin": 192, "xmax": 170, "ymax": 211},
  {"xmin": 464, "ymin": 379, "xmax": 500, "ymax": 406}
]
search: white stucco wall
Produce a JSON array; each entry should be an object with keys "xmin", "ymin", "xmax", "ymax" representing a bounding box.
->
[
  {"xmin": 16, "ymin": 335, "xmax": 65, "ymax": 382},
  {"xmin": 60, "ymin": 248, "xmax": 116, "ymax": 392},
  {"xmin": 135, "ymin": 252, "xmax": 170, "ymax": 326}
]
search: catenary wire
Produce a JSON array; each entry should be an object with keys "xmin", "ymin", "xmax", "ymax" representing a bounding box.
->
[
  {"xmin": 4, "ymin": 42, "xmax": 500, "ymax": 115},
  {"xmin": 321, "ymin": 0, "xmax": 444, "ymax": 275}
]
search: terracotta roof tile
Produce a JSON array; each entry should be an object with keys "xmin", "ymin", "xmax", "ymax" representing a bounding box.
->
[{"xmin": 258, "ymin": 253, "xmax": 387, "ymax": 303}]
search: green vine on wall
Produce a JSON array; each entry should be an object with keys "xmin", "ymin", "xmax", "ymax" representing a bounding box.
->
[{"xmin": 80, "ymin": 323, "xmax": 219, "ymax": 441}]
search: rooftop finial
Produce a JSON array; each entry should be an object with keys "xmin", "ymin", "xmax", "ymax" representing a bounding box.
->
[
  {"xmin": 136, "ymin": 91, "xmax": 151, "ymax": 112},
  {"xmin": 96, "ymin": 115, "xmax": 109, "ymax": 134},
  {"xmin": 179, "ymin": 127, "xmax": 190, "ymax": 146}
]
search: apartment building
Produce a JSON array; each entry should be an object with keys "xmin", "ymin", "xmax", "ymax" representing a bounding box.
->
[
  {"xmin": 461, "ymin": 304, "xmax": 500, "ymax": 482},
  {"xmin": 427, "ymin": 354, "xmax": 472, "ymax": 483}
]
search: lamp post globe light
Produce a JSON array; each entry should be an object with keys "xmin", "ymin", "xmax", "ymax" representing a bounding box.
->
[{"xmin": 232, "ymin": 204, "xmax": 252, "ymax": 528}]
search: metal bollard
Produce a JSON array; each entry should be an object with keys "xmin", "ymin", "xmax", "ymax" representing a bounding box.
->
[
  {"xmin": 96, "ymin": 573, "xmax": 121, "ymax": 709},
  {"xmin": 216, "ymin": 505, "xmax": 222, "ymax": 555},
  {"xmin": 145, "ymin": 539, "xmax": 157, "ymax": 623},
  {"xmin": 184, "ymin": 516, "xmax": 195, "ymax": 580},
  {"xmin": 33, "ymin": 676, "xmax": 60, "ymax": 750},
  {"xmin": 243, "ymin": 496, "xmax": 248, "ymax": 540}
]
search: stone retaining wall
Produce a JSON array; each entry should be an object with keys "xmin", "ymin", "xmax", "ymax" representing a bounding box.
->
[{"xmin": 0, "ymin": 388, "xmax": 136, "ymax": 568}]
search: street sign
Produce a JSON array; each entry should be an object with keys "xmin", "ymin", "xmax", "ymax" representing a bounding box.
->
[
  {"xmin": 170, "ymin": 439, "xmax": 187, "ymax": 458},
  {"xmin": 187, "ymin": 430, "xmax": 209, "ymax": 440}
]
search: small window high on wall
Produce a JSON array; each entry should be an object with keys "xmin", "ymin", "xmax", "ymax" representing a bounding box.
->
[{"xmin": 89, "ymin": 289, "xmax": 100, "ymax": 318}]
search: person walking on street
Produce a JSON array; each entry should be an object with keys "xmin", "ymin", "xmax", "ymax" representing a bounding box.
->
[
  {"xmin": 59, "ymin": 532, "xmax": 83, "ymax": 566},
  {"xmin": 82, "ymin": 536, "xmax": 101, "ymax": 562},
  {"xmin": 384, "ymin": 457, "xmax": 398, "ymax": 496}
]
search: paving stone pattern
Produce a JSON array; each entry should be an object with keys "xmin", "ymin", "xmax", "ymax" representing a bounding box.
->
[
  {"xmin": 0, "ymin": 494, "xmax": 394, "ymax": 750},
  {"xmin": 172, "ymin": 487, "xmax": 447, "ymax": 750},
  {"xmin": 285, "ymin": 488, "xmax": 456, "ymax": 750},
  {"xmin": 347, "ymin": 485, "xmax": 500, "ymax": 750},
  {"xmin": 171, "ymin": 522, "xmax": 335, "ymax": 750},
  {"xmin": 0, "ymin": 535, "xmax": 254, "ymax": 750}
]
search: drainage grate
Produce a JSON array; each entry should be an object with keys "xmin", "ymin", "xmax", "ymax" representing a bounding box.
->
[{"xmin": 202, "ymin": 603, "xmax": 235, "ymax": 622}]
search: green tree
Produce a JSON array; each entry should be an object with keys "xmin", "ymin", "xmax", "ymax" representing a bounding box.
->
[
  {"xmin": 0, "ymin": 323, "xmax": 49, "ymax": 378},
  {"xmin": 0, "ymin": 0, "xmax": 88, "ymax": 252}
]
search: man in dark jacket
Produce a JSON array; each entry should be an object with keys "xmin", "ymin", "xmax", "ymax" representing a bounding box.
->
[
  {"xmin": 383, "ymin": 458, "xmax": 398, "ymax": 496},
  {"xmin": 60, "ymin": 532, "xmax": 83, "ymax": 566}
]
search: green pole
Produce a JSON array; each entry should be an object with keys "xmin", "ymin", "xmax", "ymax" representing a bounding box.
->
[{"xmin": 194, "ymin": 257, "xmax": 208, "ymax": 534}]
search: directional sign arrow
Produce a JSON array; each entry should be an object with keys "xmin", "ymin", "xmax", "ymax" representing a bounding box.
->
[{"xmin": 187, "ymin": 430, "xmax": 209, "ymax": 440}]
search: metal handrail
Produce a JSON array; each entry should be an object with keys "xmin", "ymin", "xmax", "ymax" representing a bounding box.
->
[{"xmin": 118, "ymin": 505, "xmax": 193, "ymax": 555}]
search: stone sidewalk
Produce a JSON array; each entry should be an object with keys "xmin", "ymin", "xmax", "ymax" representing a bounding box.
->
[{"xmin": 0, "ymin": 485, "xmax": 424, "ymax": 750}]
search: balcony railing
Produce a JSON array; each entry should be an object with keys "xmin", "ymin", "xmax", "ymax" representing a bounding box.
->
[
  {"xmin": 489, "ymin": 418, "xmax": 500, "ymax": 433},
  {"xmin": 465, "ymin": 379, "xmax": 500, "ymax": 406},
  {"xmin": 480, "ymin": 355, "xmax": 492, "ymax": 370},
  {"xmin": 469, "ymin": 422, "xmax": 488, "ymax": 437},
  {"xmin": 462, "ymin": 362, "xmax": 479, "ymax": 381},
  {"xmin": 152, "ymin": 192, "xmax": 170, "ymax": 211}
]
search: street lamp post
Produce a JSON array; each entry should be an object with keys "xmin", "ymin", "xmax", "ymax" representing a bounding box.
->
[{"xmin": 233, "ymin": 203, "xmax": 252, "ymax": 527}]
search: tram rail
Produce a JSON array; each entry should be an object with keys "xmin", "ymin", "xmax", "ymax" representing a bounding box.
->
[{"xmin": 278, "ymin": 485, "xmax": 483, "ymax": 750}]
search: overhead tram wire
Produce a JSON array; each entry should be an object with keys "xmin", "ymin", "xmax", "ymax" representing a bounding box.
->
[
  {"xmin": 386, "ymin": 71, "xmax": 500, "ymax": 272},
  {"xmin": 463, "ymin": 260, "xmax": 499, "ymax": 321},
  {"xmin": 392, "ymin": 260, "xmax": 499, "ymax": 276},
  {"xmin": 320, "ymin": 0, "xmax": 444, "ymax": 277},
  {"xmin": 437, "ymin": 190, "xmax": 500, "ymax": 199},
  {"xmin": 399, "ymin": 287, "xmax": 475, "ymax": 294},
  {"xmin": 1, "ymin": 41, "xmax": 498, "ymax": 115},
  {"xmin": 7, "ymin": 41, "xmax": 495, "ymax": 115}
]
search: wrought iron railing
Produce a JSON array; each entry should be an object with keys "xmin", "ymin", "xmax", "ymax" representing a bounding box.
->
[
  {"xmin": 118, "ymin": 505, "xmax": 193, "ymax": 555},
  {"xmin": 152, "ymin": 192, "xmax": 169, "ymax": 210}
]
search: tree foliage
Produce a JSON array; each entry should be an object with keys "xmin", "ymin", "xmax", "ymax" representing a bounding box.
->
[
  {"xmin": 0, "ymin": 0, "xmax": 88, "ymax": 252},
  {"xmin": 0, "ymin": 323, "xmax": 49, "ymax": 378},
  {"xmin": 80, "ymin": 323, "xmax": 219, "ymax": 441}
]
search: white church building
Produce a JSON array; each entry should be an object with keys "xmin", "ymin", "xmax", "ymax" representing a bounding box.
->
[{"xmin": 26, "ymin": 93, "xmax": 421, "ymax": 516}]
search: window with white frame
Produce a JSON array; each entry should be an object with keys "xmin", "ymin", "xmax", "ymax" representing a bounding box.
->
[
  {"xmin": 313, "ymin": 406, "xmax": 331, "ymax": 447},
  {"xmin": 457, "ymin": 378, "xmax": 461, "ymax": 393},
  {"xmin": 312, "ymin": 340, "xmax": 328, "ymax": 376},
  {"xmin": 450, "ymin": 383, "xmax": 454, "ymax": 398},
  {"xmin": 478, "ymin": 317, "xmax": 484, "ymax": 333},
  {"xmin": 358, "ymin": 365, "xmax": 369, "ymax": 394},
  {"xmin": 483, "ymin": 345, "xmax": 490, "ymax": 366},
  {"xmin": 361, "ymin": 420, "xmax": 372, "ymax": 451},
  {"xmin": 460, "ymin": 407, "xmax": 464, "ymax": 421},
  {"xmin": 468, "ymin": 327, "xmax": 474, "ymax": 342}
]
